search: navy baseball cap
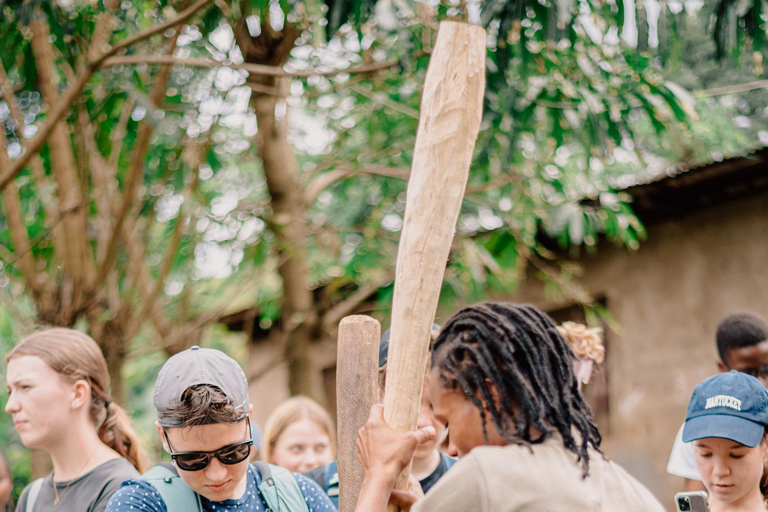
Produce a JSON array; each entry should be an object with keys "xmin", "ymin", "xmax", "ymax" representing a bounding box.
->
[
  {"xmin": 683, "ymin": 370, "xmax": 768, "ymax": 448},
  {"xmin": 154, "ymin": 346, "xmax": 250, "ymax": 427},
  {"xmin": 379, "ymin": 324, "xmax": 440, "ymax": 367}
]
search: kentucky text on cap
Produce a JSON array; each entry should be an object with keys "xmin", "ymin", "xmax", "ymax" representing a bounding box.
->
[{"xmin": 154, "ymin": 346, "xmax": 250, "ymax": 428}]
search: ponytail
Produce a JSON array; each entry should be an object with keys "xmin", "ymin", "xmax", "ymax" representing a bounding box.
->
[{"xmin": 98, "ymin": 401, "xmax": 148, "ymax": 473}]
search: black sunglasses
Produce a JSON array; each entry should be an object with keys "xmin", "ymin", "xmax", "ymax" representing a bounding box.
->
[{"xmin": 163, "ymin": 417, "xmax": 253, "ymax": 471}]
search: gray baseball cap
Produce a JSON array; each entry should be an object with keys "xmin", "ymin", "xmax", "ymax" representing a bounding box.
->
[{"xmin": 154, "ymin": 346, "xmax": 249, "ymax": 427}]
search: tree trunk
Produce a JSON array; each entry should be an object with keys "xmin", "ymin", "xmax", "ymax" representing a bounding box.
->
[
  {"xmin": 251, "ymin": 89, "xmax": 322, "ymax": 400},
  {"xmin": 100, "ymin": 319, "xmax": 129, "ymax": 406},
  {"xmin": 636, "ymin": 0, "xmax": 648, "ymax": 52},
  {"xmin": 234, "ymin": 17, "xmax": 323, "ymax": 400},
  {"xmin": 30, "ymin": 16, "xmax": 94, "ymax": 321},
  {"xmin": 87, "ymin": 307, "xmax": 131, "ymax": 406}
]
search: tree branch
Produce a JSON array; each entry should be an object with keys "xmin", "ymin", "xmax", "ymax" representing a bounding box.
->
[
  {"xmin": 93, "ymin": 26, "xmax": 184, "ymax": 293},
  {"xmin": 0, "ymin": 60, "xmax": 64, "ymax": 271},
  {"xmin": 304, "ymin": 169, "xmax": 352, "ymax": 204},
  {"xmin": 465, "ymin": 172, "xmax": 523, "ymax": 194},
  {"xmin": 29, "ymin": 16, "xmax": 95, "ymax": 315},
  {"xmin": 108, "ymin": 99, "xmax": 134, "ymax": 173},
  {"xmin": 0, "ymin": 0, "xmax": 213, "ymax": 190},
  {"xmin": 101, "ymin": 55, "xmax": 400, "ymax": 78},
  {"xmin": 99, "ymin": 0, "xmax": 213, "ymax": 63},
  {"xmin": 304, "ymin": 166, "xmax": 411, "ymax": 204},
  {"xmin": 0, "ymin": 179, "xmax": 40, "ymax": 295},
  {"xmin": 321, "ymin": 277, "xmax": 393, "ymax": 332},
  {"xmin": 79, "ymin": 107, "xmax": 115, "ymax": 262},
  {"xmin": 123, "ymin": 214, "xmax": 175, "ymax": 341},
  {"xmin": 87, "ymin": 0, "xmax": 120, "ymax": 63},
  {"xmin": 348, "ymin": 84, "xmax": 420, "ymax": 119},
  {"xmin": 693, "ymin": 79, "xmax": 768, "ymax": 97},
  {"xmin": 0, "ymin": 65, "xmax": 45, "ymax": 296},
  {"xmin": 139, "ymin": 137, "xmax": 206, "ymax": 320}
]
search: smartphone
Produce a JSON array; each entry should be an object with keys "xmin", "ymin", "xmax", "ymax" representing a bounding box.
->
[{"xmin": 674, "ymin": 491, "xmax": 710, "ymax": 512}]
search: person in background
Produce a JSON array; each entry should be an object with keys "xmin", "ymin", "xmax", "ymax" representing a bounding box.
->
[
  {"xmin": 305, "ymin": 325, "xmax": 455, "ymax": 506},
  {"xmin": 0, "ymin": 452, "xmax": 13, "ymax": 512},
  {"xmin": 262, "ymin": 396, "xmax": 335, "ymax": 474},
  {"xmin": 682, "ymin": 371, "xmax": 768, "ymax": 512},
  {"xmin": 354, "ymin": 302, "xmax": 664, "ymax": 511},
  {"xmin": 106, "ymin": 346, "xmax": 335, "ymax": 512},
  {"xmin": 668, "ymin": 311, "xmax": 768, "ymax": 492},
  {"xmin": 5, "ymin": 328, "xmax": 147, "ymax": 512}
]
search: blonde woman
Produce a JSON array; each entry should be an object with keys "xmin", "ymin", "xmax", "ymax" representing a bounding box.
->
[
  {"xmin": 262, "ymin": 396, "xmax": 335, "ymax": 474},
  {"xmin": 5, "ymin": 328, "xmax": 147, "ymax": 511}
]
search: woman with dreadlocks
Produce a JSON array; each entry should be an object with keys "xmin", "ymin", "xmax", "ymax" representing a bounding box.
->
[{"xmin": 355, "ymin": 302, "xmax": 664, "ymax": 511}]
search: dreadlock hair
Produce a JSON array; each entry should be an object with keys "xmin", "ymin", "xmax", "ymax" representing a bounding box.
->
[{"xmin": 430, "ymin": 302, "xmax": 602, "ymax": 477}]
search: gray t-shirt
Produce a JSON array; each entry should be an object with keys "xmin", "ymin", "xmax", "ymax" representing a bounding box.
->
[{"xmin": 16, "ymin": 458, "xmax": 139, "ymax": 512}]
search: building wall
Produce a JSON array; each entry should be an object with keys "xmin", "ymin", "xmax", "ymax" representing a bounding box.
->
[{"xmin": 510, "ymin": 190, "xmax": 768, "ymax": 508}]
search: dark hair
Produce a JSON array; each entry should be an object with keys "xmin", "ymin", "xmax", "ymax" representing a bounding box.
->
[
  {"xmin": 165, "ymin": 384, "xmax": 246, "ymax": 427},
  {"xmin": 6, "ymin": 328, "xmax": 148, "ymax": 473},
  {"xmin": 430, "ymin": 302, "xmax": 602, "ymax": 476},
  {"xmin": 717, "ymin": 312, "xmax": 768, "ymax": 364}
]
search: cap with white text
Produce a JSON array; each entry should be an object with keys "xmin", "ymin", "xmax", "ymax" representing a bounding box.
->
[{"xmin": 683, "ymin": 370, "xmax": 768, "ymax": 448}]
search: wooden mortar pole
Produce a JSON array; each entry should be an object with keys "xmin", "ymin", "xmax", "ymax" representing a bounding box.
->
[
  {"xmin": 336, "ymin": 315, "xmax": 381, "ymax": 512},
  {"xmin": 382, "ymin": 21, "xmax": 486, "ymax": 511}
]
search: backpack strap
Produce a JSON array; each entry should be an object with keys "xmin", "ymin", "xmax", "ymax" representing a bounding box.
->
[
  {"xmin": 25, "ymin": 478, "xmax": 44, "ymax": 512},
  {"xmin": 140, "ymin": 463, "xmax": 203, "ymax": 512},
  {"xmin": 254, "ymin": 462, "xmax": 310, "ymax": 512},
  {"xmin": 324, "ymin": 461, "xmax": 339, "ymax": 503}
]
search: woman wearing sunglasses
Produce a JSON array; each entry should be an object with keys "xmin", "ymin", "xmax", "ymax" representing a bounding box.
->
[
  {"xmin": 106, "ymin": 346, "xmax": 335, "ymax": 512},
  {"xmin": 4, "ymin": 328, "xmax": 147, "ymax": 511}
]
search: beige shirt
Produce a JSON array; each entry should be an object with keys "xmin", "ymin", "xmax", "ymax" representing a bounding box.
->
[{"xmin": 413, "ymin": 436, "xmax": 664, "ymax": 512}]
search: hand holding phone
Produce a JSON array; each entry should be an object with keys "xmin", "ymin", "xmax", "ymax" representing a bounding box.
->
[{"xmin": 675, "ymin": 491, "xmax": 710, "ymax": 512}]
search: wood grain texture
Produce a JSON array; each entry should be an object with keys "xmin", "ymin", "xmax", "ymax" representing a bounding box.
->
[
  {"xmin": 382, "ymin": 21, "xmax": 486, "ymax": 510},
  {"xmin": 336, "ymin": 315, "xmax": 380, "ymax": 512}
]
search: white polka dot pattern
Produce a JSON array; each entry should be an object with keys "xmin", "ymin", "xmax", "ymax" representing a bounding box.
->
[{"xmin": 105, "ymin": 465, "xmax": 337, "ymax": 512}]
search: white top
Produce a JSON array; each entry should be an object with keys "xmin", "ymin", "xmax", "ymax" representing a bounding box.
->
[{"xmin": 666, "ymin": 423, "xmax": 702, "ymax": 481}]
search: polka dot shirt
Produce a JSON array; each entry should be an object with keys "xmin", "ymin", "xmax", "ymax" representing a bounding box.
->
[{"xmin": 106, "ymin": 464, "xmax": 336, "ymax": 512}]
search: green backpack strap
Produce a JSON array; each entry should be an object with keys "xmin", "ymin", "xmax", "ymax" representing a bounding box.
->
[
  {"xmin": 25, "ymin": 478, "xmax": 44, "ymax": 512},
  {"xmin": 254, "ymin": 462, "xmax": 310, "ymax": 512},
  {"xmin": 140, "ymin": 463, "xmax": 203, "ymax": 512}
]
